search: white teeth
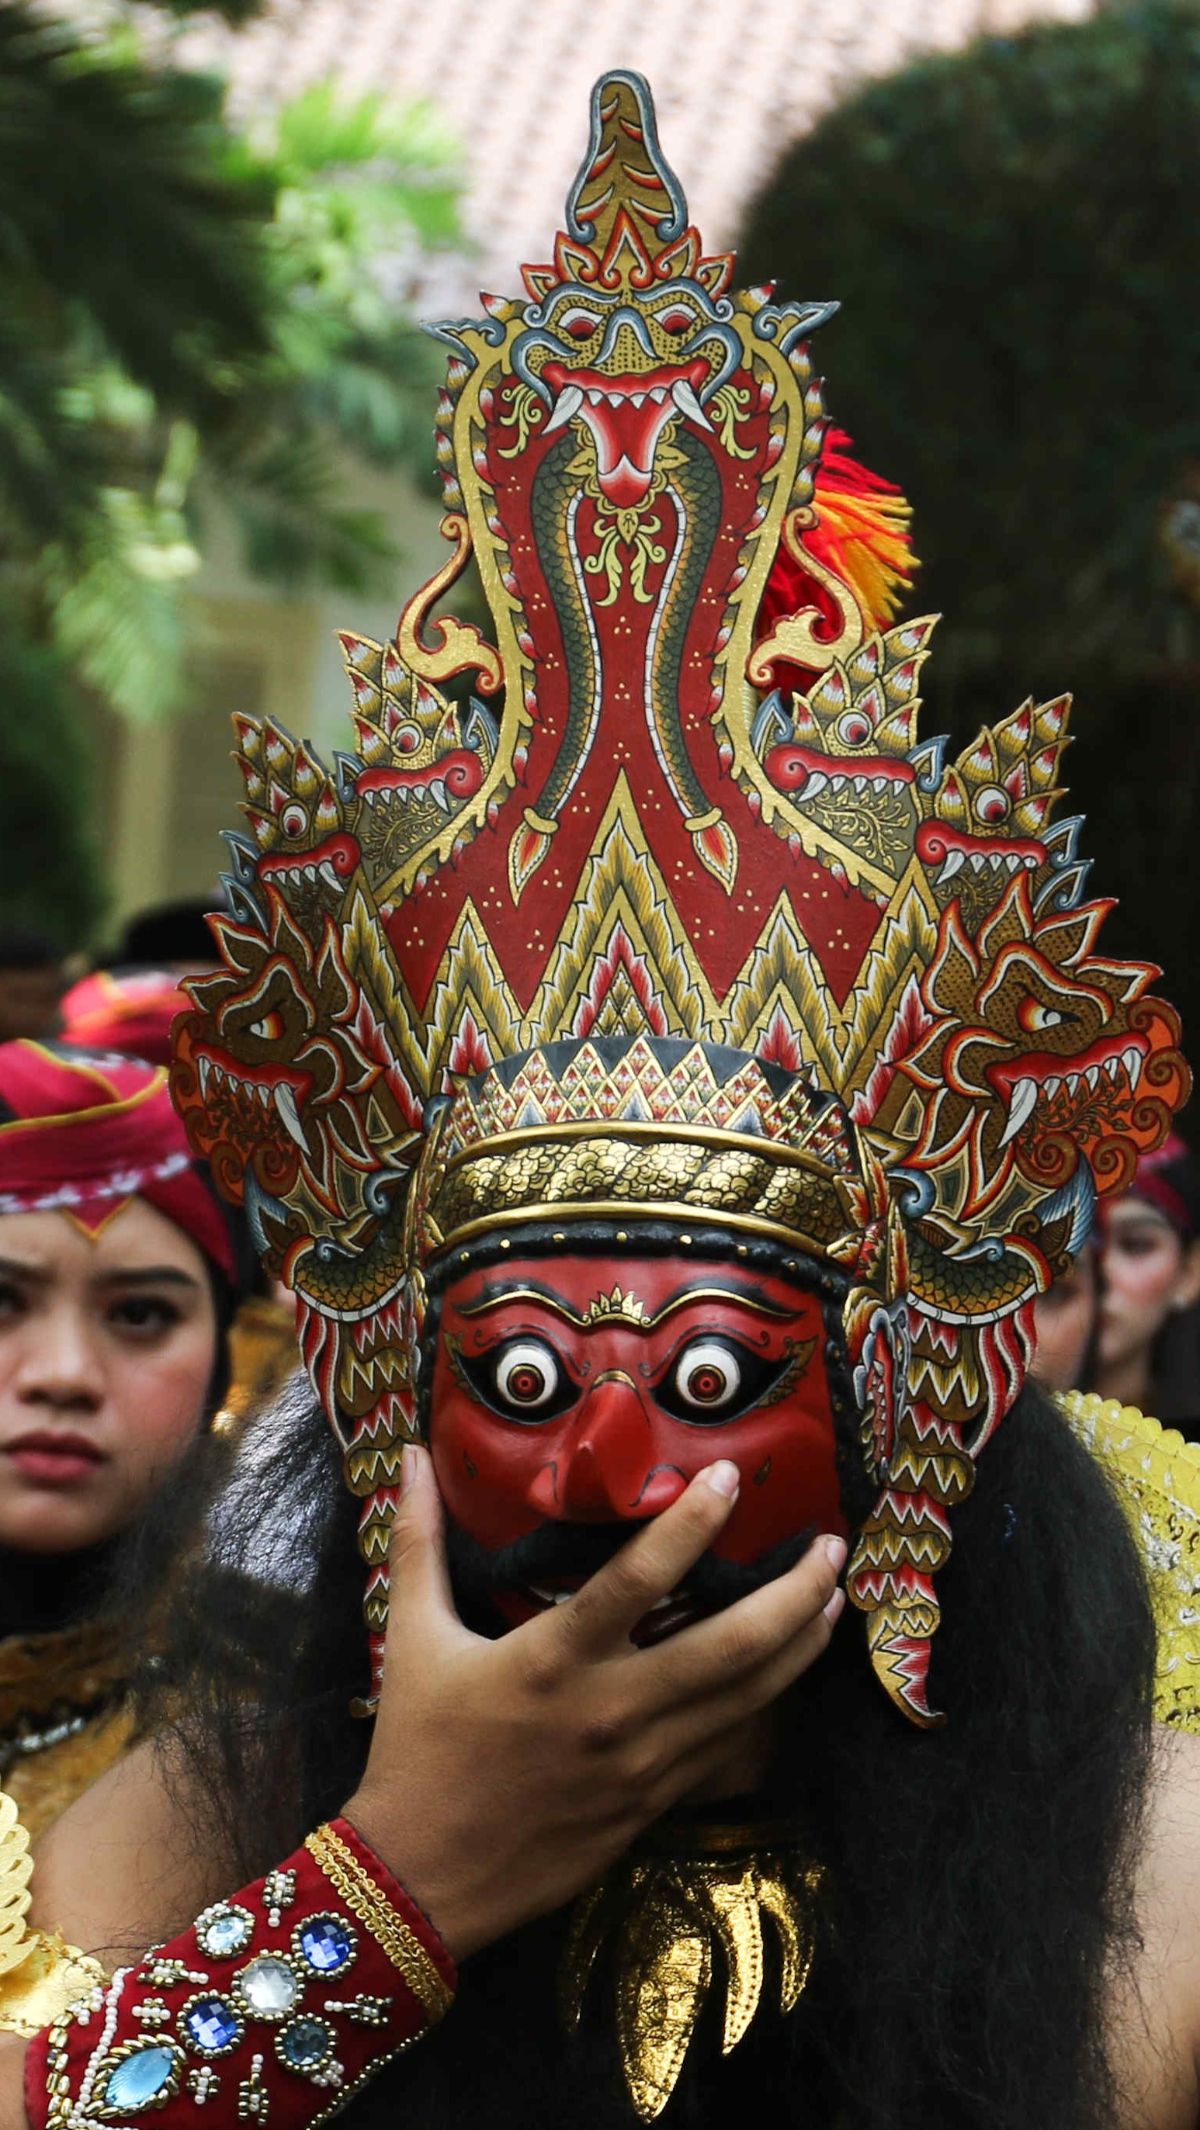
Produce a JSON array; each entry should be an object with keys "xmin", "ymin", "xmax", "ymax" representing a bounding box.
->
[
  {"xmin": 543, "ymin": 384, "xmax": 584, "ymax": 435},
  {"xmin": 670, "ymin": 377, "xmax": 713, "ymax": 431},
  {"xmin": 1123, "ymin": 1045, "xmax": 1142, "ymax": 1083},
  {"xmin": 1005, "ymin": 853, "xmax": 1022, "ymax": 872},
  {"xmin": 828, "ymin": 774, "xmax": 847, "ymax": 794},
  {"xmin": 801, "ymin": 772, "xmax": 827, "ymax": 799},
  {"xmin": 988, "ymin": 853, "xmax": 1005, "ymax": 871},
  {"xmin": 937, "ymin": 849, "xmax": 965, "ymax": 886},
  {"xmin": 319, "ymin": 861, "xmax": 339, "ymax": 889},
  {"xmin": 1024, "ymin": 854, "xmax": 1038, "ymax": 869},
  {"xmin": 999, "ymin": 1076, "xmax": 1038, "ymax": 1147},
  {"xmin": 629, "ymin": 392, "xmax": 646, "ymax": 409},
  {"xmin": 969, "ymin": 852, "xmax": 986, "ymax": 873},
  {"xmin": 852, "ymin": 775, "xmax": 868, "ymax": 794},
  {"xmin": 273, "ymin": 1082, "xmax": 306, "ymax": 1147},
  {"xmin": 1085, "ymin": 1063, "xmax": 1100, "ymax": 1092},
  {"xmin": 586, "ymin": 388, "xmax": 604, "ymax": 406},
  {"xmin": 198, "ymin": 1056, "xmax": 212, "ymax": 1097},
  {"xmin": 871, "ymin": 777, "xmax": 888, "ymax": 794},
  {"xmin": 1103, "ymin": 1054, "xmax": 1122, "ymax": 1081},
  {"xmin": 429, "ymin": 779, "xmax": 449, "ymax": 811},
  {"xmin": 1044, "ymin": 1076, "xmax": 1061, "ymax": 1100},
  {"xmin": 1065, "ymin": 1072, "xmax": 1081, "ymax": 1098},
  {"xmin": 649, "ymin": 387, "xmax": 667, "ymax": 404}
]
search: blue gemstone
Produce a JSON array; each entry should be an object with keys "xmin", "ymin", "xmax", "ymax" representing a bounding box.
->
[
  {"xmin": 184, "ymin": 1999, "xmax": 240, "ymax": 2054},
  {"xmin": 298, "ymin": 1918, "xmax": 354, "ymax": 1974},
  {"xmin": 103, "ymin": 2045, "xmax": 178, "ymax": 2110},
  {"xmin": 279, "ymin": 2018, "xmax": 332, "ymax": 2070}
]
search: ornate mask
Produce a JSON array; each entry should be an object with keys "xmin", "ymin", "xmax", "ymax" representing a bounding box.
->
[{"xmin": 172, "ymin": 70, "xmax": 1187, "ymax": 1727}]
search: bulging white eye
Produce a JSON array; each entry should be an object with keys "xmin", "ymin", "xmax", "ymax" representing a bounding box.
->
[
  {"xmin": 674, "ymin": 1340, "xmax": 742, "ymax": 1412},
  {"xmin": 836, "ymin": 709, "xmax": 873, "ymax": 749},
  {"xmin": 494, "ymin": 1340, "xmax": 559, "ymax": 1410},
  {"xmin": 975, "ymin": 783, "xmax": 1012, "ymax": 824}
]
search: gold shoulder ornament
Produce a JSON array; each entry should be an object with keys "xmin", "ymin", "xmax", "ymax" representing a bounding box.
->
[
  {"xmin": 0, "ymin": 1786, "xmax": 106, "ymax": 2039},
  {"xmin": 561, "ymin": 1823, "xmax": 822, "ymax": 2121},
  {"xmin": 1061, "ymin": 1391, "xmax": 1200, "ymax": 1731}
]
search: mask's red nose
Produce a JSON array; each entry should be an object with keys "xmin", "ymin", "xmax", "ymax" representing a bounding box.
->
[{"xmin": 525, "ymin": 1373, "xmax": 688, "ymax": 1521}]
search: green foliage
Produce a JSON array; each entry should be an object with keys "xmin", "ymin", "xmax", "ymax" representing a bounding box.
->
[
  {"xmin": 0, "ymin": 3, "xmax": 464, "ymax": 721},
  {"xmin": 738, "ymin": 0, "xmax": 1200, "ymax": 1075},
  {"xmin": 207, "ymin": 82, "xmax": 460, "ymax": 589},
  {"xmin": 0, "ymin": 641, "xmax": 107, "ymax": 947},
  {"xmin": 0, "ymin": 1, "xmax": 463, "ymax": 946}
]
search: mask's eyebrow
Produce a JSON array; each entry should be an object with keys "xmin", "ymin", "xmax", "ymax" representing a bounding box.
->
[
  {"xmin": 458, "ymin": 1282, "xmax": 592, "ymax": 1327},
  {"xmin": 457, "ymin": 1279, "xmax": 803, "ymax": 1329}
]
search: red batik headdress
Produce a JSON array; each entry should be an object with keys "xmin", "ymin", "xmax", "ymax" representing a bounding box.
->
[
  {"xmin": 171, "ymin": 71, "xmax": 1187, "ymax": 1723},
  {"xmin": 0, "ymin": 1040, "xmax": 238, "ymax": 1284}
]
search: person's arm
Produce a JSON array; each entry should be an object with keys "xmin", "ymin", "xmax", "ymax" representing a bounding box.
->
[{"xmin": 3, "ymin": 1449, "xmax": 844, "ymax": 2128}]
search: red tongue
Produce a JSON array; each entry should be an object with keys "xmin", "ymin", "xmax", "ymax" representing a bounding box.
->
[
  {"xmin": 600, "ymin": 456, "xmax": 652, "ymax": 509},
  {"xmin": 586, "ymin": 396, "xmax": 673, "ymax": 507}
]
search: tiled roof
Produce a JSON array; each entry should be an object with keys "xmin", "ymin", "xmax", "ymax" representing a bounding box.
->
[{"xmin": 174, "ymin": 0, "xmax": 1094, "ymax": 306}]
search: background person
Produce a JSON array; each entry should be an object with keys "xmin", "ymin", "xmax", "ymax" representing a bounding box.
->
[
  {"xmin": 0, "ymin": 1039, "xmax": 251, "ymax": 1838},
  {"xmin": 1093, "ymin": 1135, "xmax": 1200, "ymax": 1431},
  {"xmin": 1032, "ymin": 1238, "xmax": 1100, "ymax": 1394}
]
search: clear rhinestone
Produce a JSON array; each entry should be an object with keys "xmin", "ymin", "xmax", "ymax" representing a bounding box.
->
[{"xmin": 237, "ymin": 1956, "xmax": 299, "ymax": 2017}]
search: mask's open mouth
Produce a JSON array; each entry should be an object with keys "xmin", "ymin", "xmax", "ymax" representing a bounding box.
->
[
  {"xmin": 523, "ymin": 1576, "xmax": 708, "ymax": 1646},
  {"xmin": 539, "ymin": 357, "xmax": 712, "ymax": 509}
]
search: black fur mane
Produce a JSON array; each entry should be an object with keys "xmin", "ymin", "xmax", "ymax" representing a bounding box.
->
[{"xmin": 136, "ymin": 1375, "xmax": 1156, "ymax": 2130}]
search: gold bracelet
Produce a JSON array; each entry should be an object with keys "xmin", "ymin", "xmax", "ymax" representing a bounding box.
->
[{"xmin": 305, "ymin": 1822, "xmax": 453, "ymax": 2023}]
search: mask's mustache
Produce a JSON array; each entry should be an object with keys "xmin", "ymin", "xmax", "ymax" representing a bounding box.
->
[{"xmin": 444, "ymin": 1513, "xmax": 817, "ymax": 1628}]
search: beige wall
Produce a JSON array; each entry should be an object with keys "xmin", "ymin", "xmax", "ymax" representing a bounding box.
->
[{"xmin": 99, "ymin": 460, "xmax": 450, "ymax": 931}]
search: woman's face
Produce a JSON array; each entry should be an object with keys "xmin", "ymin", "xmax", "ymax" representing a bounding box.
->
[
  {"xmin": 0, "ymin": 1200, "xmax": 218, "ymax": 1555},
  {"xmin": 1097, "ymin": 1197, "xmax": 1200, "ymax": 1378},
  {"xmin": 1032, "ymin": 1249, "xmax": 1098, "ymax": 1393}
]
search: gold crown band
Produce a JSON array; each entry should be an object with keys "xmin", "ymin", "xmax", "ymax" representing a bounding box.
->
[
  {"xmin": 423, "ymin": 1131, "xmax": 855, "ymax": 1266},
  {"xmin": 305, "ymin": 1823, "xmax": 453, "ymax": 2023}
]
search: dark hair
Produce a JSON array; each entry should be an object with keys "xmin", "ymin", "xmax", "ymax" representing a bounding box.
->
[
  {"xmin": 140, "ymin": 1367, "xmax": 1156, "ymax": 2130},
  {"xmin": 0, "ymin": 928, "xmax": 60, "ymax": 971}
]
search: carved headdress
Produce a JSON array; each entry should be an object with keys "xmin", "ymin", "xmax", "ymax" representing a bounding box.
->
[{"xmin": 172, "ymin": 71, "xmax": 1187, "ymax": 1725}]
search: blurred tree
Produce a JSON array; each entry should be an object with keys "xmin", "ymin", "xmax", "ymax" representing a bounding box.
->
[
  {"xmin": 0, "ymin": 2, "xmax": 462, "ymax": 940},
  {"xmin": 738, "ymin": 1, "xmax": 1200, "ymax": 1072}
]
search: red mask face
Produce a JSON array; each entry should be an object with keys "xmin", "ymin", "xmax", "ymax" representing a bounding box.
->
[{"xmin": 429, "ymin": 1252, "xmax": 846, "ymax": 1631}]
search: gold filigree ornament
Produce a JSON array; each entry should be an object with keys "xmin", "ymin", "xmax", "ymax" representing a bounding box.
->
[
  {"xmin": 561, "ymin": 1827, "xmax": 822, "ymax": 2120},
  {"xmin": 0, "ymin": 1786, "xmax": 106, "ymax": 2037}
]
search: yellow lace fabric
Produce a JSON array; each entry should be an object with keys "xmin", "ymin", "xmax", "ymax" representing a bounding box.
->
[
  {"xmin": 1061, "ymin": 1391, "xmax": 1200, "ymax": 1731},
  {"xmin": 0, "ymin": 1787, "xmax": 105, "ymax": 2038}
]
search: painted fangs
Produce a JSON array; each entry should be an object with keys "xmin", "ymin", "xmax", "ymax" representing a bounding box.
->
[
  {"xmin": 543, "ymin": 383, "xmax": 583, "ymax": 434},
  {"xmin": 998, "ymin": 1076, "xmax": 1038, "ymax": 1147},
  {"xmin": 273, "ymin": 1081, "xmax": 306, "ymax": 1147},
  {"xmin": 670, "ymin": 377, "xmax": 712, "ymax": 431}
]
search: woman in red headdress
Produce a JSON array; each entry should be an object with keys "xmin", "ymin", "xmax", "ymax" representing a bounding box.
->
[
  {"xmin": 0, "ymin": 1041, "xmax": 252, "ymax": 1840},
  {"xmin": 1094, "ymin": 1135, "xmax": 1200, "ymax": 1433}
]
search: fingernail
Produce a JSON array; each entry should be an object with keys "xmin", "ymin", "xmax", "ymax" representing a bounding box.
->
[
  {"xmin": 400, "ymin": 1443, "xmax": 419, "ymax": 1494},
  {"xmin": 823, "ymin": 1585, "xmax": 846, "ymax": 1626},
  {"xmin": 823, "ymin": 1534, "xmax": 847, "ymax": 1574},
  {"xmin": 702, "ymin": 1459, "xmax": 740, "ymax": 1500}
]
